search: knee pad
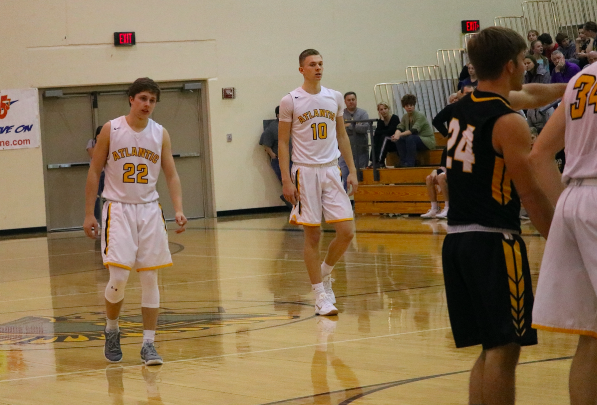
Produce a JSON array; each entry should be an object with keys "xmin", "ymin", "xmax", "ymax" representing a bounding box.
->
[
  {"xmin": 105, "ymin": 266, "xmax": 130, "ymax": 304},
  {"xmin": 139, "ymin": 270, "xmax": 160, "ymax": 308}
]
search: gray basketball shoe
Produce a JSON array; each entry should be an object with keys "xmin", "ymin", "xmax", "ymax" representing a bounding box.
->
[
  {"xmin": 104, "ymin": 329, "xmax": 122, "ymax": 363},
  {"xmin": 141, "ymin": 342, "xmax": 164, "ymax": 366}
]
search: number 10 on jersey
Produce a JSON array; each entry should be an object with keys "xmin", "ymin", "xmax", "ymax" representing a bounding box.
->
[
  {"xmin": 311, "ymin": 123, "xmax": 328, "ymax": 140},
  {"xmin": 446, "ymin": 119, "xmax": 476, "ymax": 173}
]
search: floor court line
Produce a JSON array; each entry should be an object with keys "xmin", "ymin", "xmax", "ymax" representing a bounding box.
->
[{"xmin": 0, "ymin": 326, "xmax": 452, "ymax": 383}]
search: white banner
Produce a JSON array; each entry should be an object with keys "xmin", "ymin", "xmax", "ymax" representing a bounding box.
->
[{"xmin": 0, "ymin": 88, "xmax": 41, "ymax": 150}]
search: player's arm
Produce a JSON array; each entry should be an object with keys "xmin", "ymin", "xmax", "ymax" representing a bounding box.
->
[
  {"xmin": 493, "ymin": 113, "xmax": 554, "ymax": 238},
  {"xmin": 337, "ymin": 116, "xmax": 358, "ymax": 195},
  {"xmin": 263, "ymin": 146, "xmax": 276, "ymax": 159},
  {"xmin": 278, "ymin": 96, "xmax": 298, "ymax": 205},
  {"xmin": 529, "ymin": 104, "xmax": 566, "ymax": 205},
  {"xmin": 509, "ymin": 83, "xmax": 566, "ymax": 110},
  {"xmin": 161, "ymin": 128, "xmax": 187, "ymax": 233},
  {"xmin": 83, "ymin": 123, "xmax": 110, "ymax": 238}
]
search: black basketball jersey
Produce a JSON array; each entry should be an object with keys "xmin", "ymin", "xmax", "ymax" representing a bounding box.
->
[{"xmin": 446, "ymin": 89, "xmax": 521, "ymax": 232}]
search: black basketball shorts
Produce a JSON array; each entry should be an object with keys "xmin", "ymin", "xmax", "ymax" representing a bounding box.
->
[{"xmin": 442, "ymin": 231, "xmax": 537, "ymax": 350}]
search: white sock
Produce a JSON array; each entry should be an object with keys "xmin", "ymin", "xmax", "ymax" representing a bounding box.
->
[
  {"xmin": 143, "ymin": 330, "xmax": 156, "ymax": 344},
  {"xmin": 312, "ymin": 283, "xmax": 325, "ymax": 295},
  {"xmin": 444, "ymin": 201, "xmax": 449, "ymax": 209},
  {"xmin": 431, "ymin": 202, "xmax": 438, "ymax": 210},
  {"xmin": 321, "ymin": 262, "xmax": 334, "ymax": 277},
  {"xmin": 106, "ymin": 318, "xmax": 119, "ymax": 332}
]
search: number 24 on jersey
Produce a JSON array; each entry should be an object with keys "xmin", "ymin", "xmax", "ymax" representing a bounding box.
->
[{"xmin": 446, "ymin": 119, "xmax": 476, "ymax": 173}]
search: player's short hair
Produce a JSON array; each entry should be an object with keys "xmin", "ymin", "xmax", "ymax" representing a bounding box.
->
[
  {"xmin": 344, "ymin": 91, "xmax": 356, "ymax": 99},
  {"xmin": 585, "ymin": 21, "xmax": 597, "ymax": 33},
  {"xmin": 299, "ymin": 49, "xmax": 321, "ymax": 66},
  {"xmin": 551, "ymin": 49, "xmax": 564, "ymax": 58},
  {"xmin": 555, "ymin": 32, "xmax": 569, "ymax": 46},
  {"xmin": 275, "ymin": 106, "xmax": 280, "ymax": 116},
  {"xmin": 127, "ymin": 77, "xmax": 161, "ymax": 105},
  {"xmin": 537, "ymin": 33, "xmax": 553, "ymax": 45},
  {"xmin": 377, "ymin": 101, "xmax": 390, "ymax": 109},
  {"xmin": 527, "ymin": 29, "xmax": 539, "ymax": 38},
  {"xmin": 401, "ymin": 94, "xmax": 417, "ymax": 107},
  {"xmin": 467, "ymin": 27, "xmax": 528, "ymax": 81}
]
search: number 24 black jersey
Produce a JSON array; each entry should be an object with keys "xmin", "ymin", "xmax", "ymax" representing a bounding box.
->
[{"xmin": 446, "ymin": 90, "xmax": 521, "ymax": 232}]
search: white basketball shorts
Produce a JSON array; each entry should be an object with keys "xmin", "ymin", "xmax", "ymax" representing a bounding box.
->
[
  {"xmin": 533, "ymin": 181, "xmax": 597, "ymax": 337},
  {"xmin": 289, "ymin": 160, "xmax": 353, "ymax": 226},
  {"xmin": 101, "ymin": 201, "xmax": 172, "ymax": 271}
]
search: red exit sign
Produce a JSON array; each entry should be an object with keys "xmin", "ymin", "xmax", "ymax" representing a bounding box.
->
[
  {"xmin": 113, "ymin": 32, "xmax": 136, "ymax": 46},
  {"xmin": 461, "ymin": 20, "xmax": 480, "ymax": 33}
]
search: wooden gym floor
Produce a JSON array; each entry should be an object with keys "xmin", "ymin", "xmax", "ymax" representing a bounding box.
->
[{"xmin": 0, "ymin": 213, "xmax": 577, "ymax": 404}]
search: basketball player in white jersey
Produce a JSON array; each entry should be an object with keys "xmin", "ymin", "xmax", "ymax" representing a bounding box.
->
[
  {"xmin": 278, "ymin": 49, "xmax": 358, "ymax": 316},
  {"xmin": 530, "ymin": 61, "xmax": 597, "ymax": 404},
  {"xmin": 83, "ymin": 77, "xmax": 187, "ymax": 365}
]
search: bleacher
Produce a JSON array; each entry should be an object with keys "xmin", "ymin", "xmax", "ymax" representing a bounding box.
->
[{"xmin": 355, "ymin": 0, "xmax": 596, "ymax": 216}]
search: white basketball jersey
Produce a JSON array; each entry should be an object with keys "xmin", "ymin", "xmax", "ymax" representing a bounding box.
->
[
  {"xmin": 279, "ymin": 86, "xmax": 344, "ymax": 164},
  {"xmin": 102, "ymin": 116, "xmax": 163, "ymax": 204},
  {"xmin": 562, "ymin": 62, "xmax": 597, "ymax": 183}
]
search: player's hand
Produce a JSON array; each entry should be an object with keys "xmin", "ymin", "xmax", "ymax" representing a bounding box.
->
[
  {"xmin": 174, "ymin": 212, "xmax": 187, "ymax": 234},
  {"xmin": 283, "ymin": 181, "xmax": 298, "ymax": 206},
  {"xmin": 83, "ymin": 215, "xmax": 100, "ymax": 239},
  {"xmin": 346, "ymin": 173, "xmax": 358, "ymax": 196}
]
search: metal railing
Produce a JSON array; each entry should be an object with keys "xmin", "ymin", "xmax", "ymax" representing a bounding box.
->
[
  {"xmin": 373, "ymin": 82, "xmax": 403, "ymax": 116},
  {"xmin": 494, "ymin": 16, "xmax": 529, "ymax": 38},
  {"xmin": 522, "ymin": 0, "xmax": 560, "ymax": 37},
  {"xmin": 553, "ymin": 0, "xmax": 597, "ymax": 39},
  {"xmin": 437, "ymin": 49, "xmax": 466, "ymax": 94},
  {"xmin": 405, "ymin": 65, "xmax": 451, "ymax": 124},
  {"xmin": 345, "ymin": 119, "xmax": 379, "ymax": 181}
]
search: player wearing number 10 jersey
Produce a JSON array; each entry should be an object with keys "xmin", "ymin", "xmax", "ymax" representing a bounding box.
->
[
  {"xmin": 278, "ymin": 49, "xmax": 358, "ymax": 317},
  {"xmin": 83, "ymin": 78, "xmax": 188, "ymax": 366},
  {"xmin": 441, "ymin": 27, "xmax": 562, "ymax": 405}
]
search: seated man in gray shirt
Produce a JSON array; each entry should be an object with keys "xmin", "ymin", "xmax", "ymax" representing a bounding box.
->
[
  {"xmin": 259, "ymin": 106, "xmax": 292, "ymax": 208},
  {"xmin": 340, "ymin": 92, "xmax": 369, "ymax": 190}
]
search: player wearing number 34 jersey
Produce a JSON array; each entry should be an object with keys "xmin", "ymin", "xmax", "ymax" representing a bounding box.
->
[{"xmin": 530, "ymin": 58, "xmax": 597, "ymax": 403}]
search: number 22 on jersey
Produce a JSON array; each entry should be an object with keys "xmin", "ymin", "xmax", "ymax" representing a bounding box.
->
[{"xmin": 446, "ymin": 118, "xmax": 476, "ymax": 173}]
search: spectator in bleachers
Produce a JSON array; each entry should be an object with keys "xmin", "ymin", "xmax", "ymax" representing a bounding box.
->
[
  {"xmin": 259, "ymin": 106, "xmax": 293, "ymax": 208},
  {"xmin": 343, "ymin": 92, "xmax": 370, "ymax": 170},
  {"xmin": 420, "ymin": 86, "xmax": 473, "ymax": 219},
  {"xmin": 583, "ymin": 50, "xmax": 597, "ymax": 69},
  {"xmin": 526, "ymin": 104, "xmax": 554, "ymax": 134},
  {"xmin": 576, "ymin": 24, "xmax": 594, "ymax": 67},
  {"xmin": 391, "ymin": 94, "xmax": 435, "ymax": 168},
  {"xmin": 555, "ymin": 32, "xmax": 578, "ymax": 63},
  {"xmin": 457, "ymin": 64, "xmax": 477, "ymax": 90},
  {"xmin": 538, "ymin": 33, "xmax": 558, "ymax": 68},
  {"xmin": 551, "ymin": 50, "xmax": 581, "ymax": 83},
  {"xmin": 584, "ymin": 21, "xmax": 597, "ymax": 46},
  {"xmin": 523, "ymin": 55, "xmax": 551, "ymax": 84},
  {"xmin": 527, "ymin": 29, "xmax": 539, "ymax": 44},
  {"xmin": 530, "ymin": 40, "xmax": 550, "ymax": 73},
  {"xmin": 370, "ymin": 102, "xmax": 400, "ymax": 168}
]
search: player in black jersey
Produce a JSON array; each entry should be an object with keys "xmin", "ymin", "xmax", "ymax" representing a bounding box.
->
[{"xmin": 441, "ymin": 27, "xmax": 564, "ymax": 405}]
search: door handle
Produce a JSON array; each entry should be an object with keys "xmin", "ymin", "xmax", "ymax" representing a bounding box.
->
[{"xmin": 47, "ymin": 162, "xmax": 90, "ymax": 169}]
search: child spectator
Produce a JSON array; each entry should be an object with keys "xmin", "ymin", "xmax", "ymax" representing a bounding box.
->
[
  {"xmin": 391, "ymin": 94, "xmax": 435, "ymax": 167},
  {"xmin": 524, "ymin": 55, "xmax": 551, "ymax": 84},
  {"xmin": 555, "ymin": 32, "xmax": 578, "ymax": 63},
  {"xmin": 530, "ymin": 40, "xmax": 550, "ymax": 73}
]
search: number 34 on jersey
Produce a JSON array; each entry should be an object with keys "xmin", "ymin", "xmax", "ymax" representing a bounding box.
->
[{"xmin": 446, "ymin": 119, "xmax": 476, "ymax": 173}]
